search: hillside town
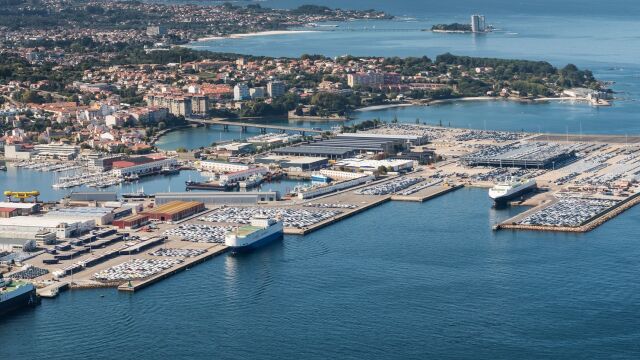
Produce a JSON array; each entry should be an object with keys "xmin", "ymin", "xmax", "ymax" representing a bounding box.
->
[
  {"xmin": 1, "ymin": 47, "xmax": 607, "ymax": 155},
  {"xmin": 0, "ymin": 1, "xmax": 390, "ymax": 45}
]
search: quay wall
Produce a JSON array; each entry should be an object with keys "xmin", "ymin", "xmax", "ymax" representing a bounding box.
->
[
  {"xmin": 118, "ymin": 245, "xmax": 228, "ymax": 292},
  {"xmin": 496, "ymin": 192, "xmax": 640, "ymax": 233}
]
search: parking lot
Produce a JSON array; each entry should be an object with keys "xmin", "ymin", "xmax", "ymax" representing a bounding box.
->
[
  {"xmin": 356, "ymin": 177, "xmax": 425, "ymax": 196},
  {"xmin": 516, "ymin": 197, "xmax": 619, "ymax": 227},
  {"xmin": 94, "ymin": 258, "xmax": 183, "ymax": 282},
  {"xmin": 148, "ymin": 248, "xmax": 207, "ymax": 257},
  {"xmin": 164, "ymin": 224, "xmax": 232, "ymax": 244},
  {"xmin": 200, "ymin": 207, "xmax": 343, "ymax": 229}
]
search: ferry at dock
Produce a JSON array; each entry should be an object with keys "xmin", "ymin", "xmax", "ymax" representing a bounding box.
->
[
  {"xmin": 488, "ymin": 178, "xmax": 537, "ymax": 204},
  {"xmin": 225, "ymin": 215, "xmax": 283, "ymax": 253}
]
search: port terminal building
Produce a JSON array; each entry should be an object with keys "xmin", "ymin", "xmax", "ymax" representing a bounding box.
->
[
  {"xmin": 274, "ymin": 146, "xmax": 354, "ymax": 160},
  {"xmin": 273, "ymin": 133, "xmax": 427, "ymax": 159},
  {"xmin": 155, "ymin": 192, "xmax": 280, "ymax": 206},
  {"xmin": 0, "ymin": 216, "xmax": 95, "ymax": 240},
  {"xmin": 46, "ymin": 207, "xmax": 115, "ymax": 226},
  {"xmin": 334, "ymin": 158, "xmax": 414, "ymax": 172},
  {"xmin": 113, "ymin": 214, "xmax": 150, "ymax": 229},
  {"xmin": 3, "ymin": 143, "xmax": 79, "ymax": 160},
  {"xmin": 197, "ymin": 161, "xmax": 250, "ymax": 173},
  {"xmin": 66, "ymin": 191, "xmax": 119, "ymax": 204},
  {"xmin": 111, "ymin": 156, "xmax": 177, "ymax": 177},
  {"xmin": 255, "ymin": 155, "xmax": 328, "ymax": 171},
  {"xmin": 0, "ymin": 202, "xmax": 41, "ymax": 216},
  {"xmin": 142, "ymin": 201, "xmax": 205, "ymax": 222},
  {"xmin": 461, "ymin": 142, "xmax": 576, "ymax": 169}
]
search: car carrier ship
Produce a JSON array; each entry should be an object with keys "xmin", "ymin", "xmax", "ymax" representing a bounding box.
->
[
  {"xmin": 225, "ymin": 215, "xmax": 283, "ymax": 253},
  {"xmin": 488, "ymin": 178, "xmax": 537, "ymax": 204},
  {"xmin": 0, "ymin": 276, "xmax": 40, "ymax": 315}
]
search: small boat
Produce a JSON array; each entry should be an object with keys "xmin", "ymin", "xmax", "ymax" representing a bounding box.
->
[
  {"xmin": 125, "ymin": 174, "xmax": 140, "ymax": 181},
  {"xmin": 160, "ymin": 165, "xmax": 180, "ymax": 175},
  {"xmin": 122, "ymin": 186, "xmax": 152, "ymax": 199}
]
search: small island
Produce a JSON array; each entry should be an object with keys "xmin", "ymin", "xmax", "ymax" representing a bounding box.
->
[
  {"xmin": 429, "ymin": 23, "xmax": 472, "ymax": 33},
  {"xmin": 426, "ymin": 15, "xmax": 492, "ymax": 33}
]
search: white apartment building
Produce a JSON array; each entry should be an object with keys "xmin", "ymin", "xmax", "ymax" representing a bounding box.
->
[{"xmin": 234, "ymin": 84, "xmax": 250, "ymax": 101}]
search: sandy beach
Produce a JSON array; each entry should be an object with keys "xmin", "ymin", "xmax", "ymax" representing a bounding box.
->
[
  {"xmin": 196, "ymin": 30, "xmax": 319, "ymax": 42},
  {"xmin": 355, "ymin": 103, "xmax": 415, "ymax": 112},
  {"xmin": 356, "ymin": 95, "xmax": 600, "ymax": 113}
]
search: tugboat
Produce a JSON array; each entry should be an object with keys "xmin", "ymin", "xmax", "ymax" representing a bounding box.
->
[{"xmin": 122, "ymin": 186, "xmax": 153, "ymax": 199}]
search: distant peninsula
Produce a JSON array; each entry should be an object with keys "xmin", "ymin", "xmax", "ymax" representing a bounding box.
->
[{"xmin": 429, "ymin": 23, "xmax": 472, "ymax": 33}]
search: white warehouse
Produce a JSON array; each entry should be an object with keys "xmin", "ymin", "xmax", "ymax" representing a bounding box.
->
[{"xmin": 0, "ymin": 216, "xmax": 96, "ymax": 240}]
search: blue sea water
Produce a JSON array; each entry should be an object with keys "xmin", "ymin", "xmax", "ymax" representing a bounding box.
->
[
  {"xmin": 4, "ymin": 188, "xmax": 640, "ymax": 359},
  {"xmin": 4, "ymin": 1, "xmax": 640, "ymax": 358},
  {"xmin": 165, "ymin": 0, "xmax": 640, "ymax": 150}
]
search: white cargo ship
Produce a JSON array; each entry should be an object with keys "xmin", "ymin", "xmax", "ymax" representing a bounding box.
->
[
  {"xmin": 225, "ymin": 215, "xmax": 283, "ymax": 252},
  {"xmin": 488, "ymin": 178, "xmax": 537, "ymax": 204}
]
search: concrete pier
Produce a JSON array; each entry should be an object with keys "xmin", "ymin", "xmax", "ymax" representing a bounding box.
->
[
  {"xmin": 391, "ymin": 184, "xmax": 462, "ymax": 202},
  {"xmin": 285, "ymin": 195, "xmax": 392, "ymax": 235},
  {"xmin": 118, "ymin": 244, "xmax": 228, "ymax": 292},
  {"xmin": 37, "ymin": 282, "xmax": 70, "ymax": 298},
  {"xmin": 495, "ymin": 192, "xmax": 640, "ymax": 233}
]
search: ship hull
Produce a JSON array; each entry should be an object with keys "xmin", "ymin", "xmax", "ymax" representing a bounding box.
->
[
  {"xmin": 0, "ymin": 288, "xmax": 40, "ymax": 316},
  {"xmin": 227, "ymin": 230, "xmax": 283, "ymax": 254},
  {"xmin": 490, "ymin": 183, "xmax": 537, "ymax": 204},
  {"xmin": 185, "ymin": 181, "xmax": 238, "ymax": 191}
]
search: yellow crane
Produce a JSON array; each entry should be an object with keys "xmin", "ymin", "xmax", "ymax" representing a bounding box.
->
[{"xmin": 3, "ymin": 190, "xmax": 40, "ymax": 203}]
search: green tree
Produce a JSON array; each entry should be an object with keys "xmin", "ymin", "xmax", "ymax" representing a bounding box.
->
[{"xmin": 20, "ymin": 90, "xmax": 45, "ymax": 103}]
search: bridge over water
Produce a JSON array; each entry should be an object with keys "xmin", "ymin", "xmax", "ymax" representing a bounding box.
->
[{"xmin": 186, "ymin": 118, "xmax": 325, "ymax": 135}]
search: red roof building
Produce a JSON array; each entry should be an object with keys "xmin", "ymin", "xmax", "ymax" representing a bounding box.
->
[{"xmin": 0, "ymin": 207, "xmax": 19, "ymax": 218}]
